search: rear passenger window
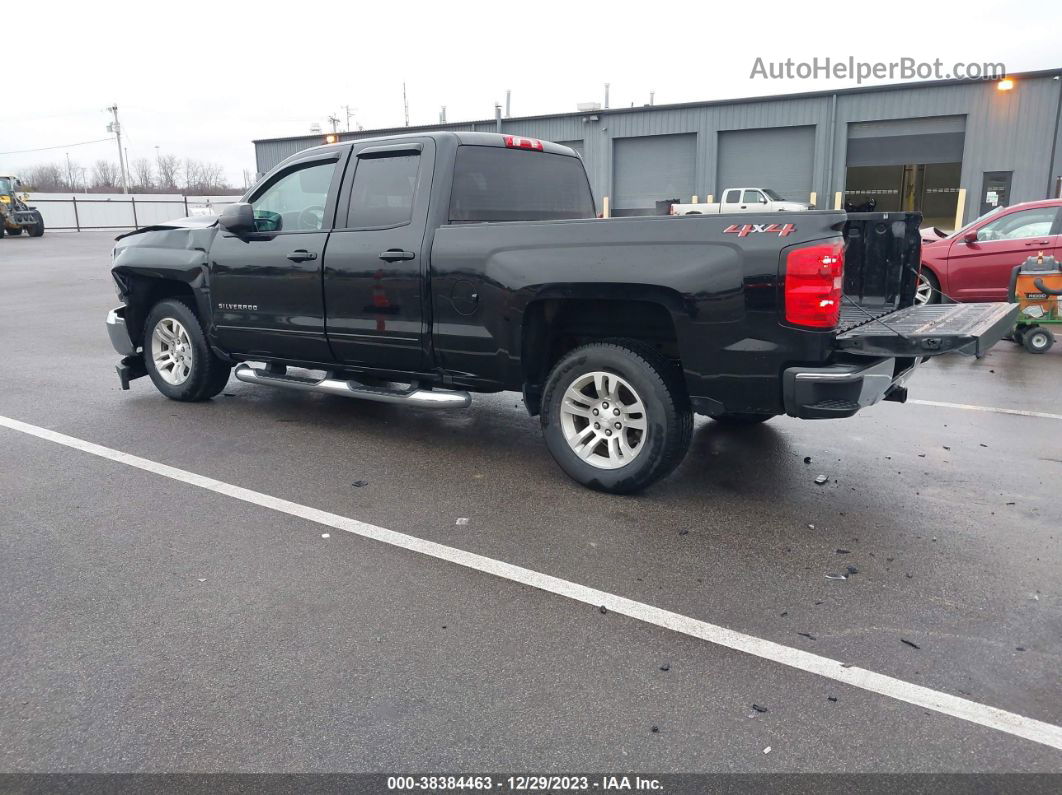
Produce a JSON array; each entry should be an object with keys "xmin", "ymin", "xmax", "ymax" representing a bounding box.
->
[
  {"xmin": 346, "ymin": 153, "xmax": 420, "ymax": 228},
  {"xmin": 723, "ymin": 189, "xmax": 740, "ymax": 203}
]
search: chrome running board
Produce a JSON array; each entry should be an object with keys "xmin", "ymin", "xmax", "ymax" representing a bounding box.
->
[{"xmin": 233, "ymin": 364, "xmax": 471, "ymax": 408}]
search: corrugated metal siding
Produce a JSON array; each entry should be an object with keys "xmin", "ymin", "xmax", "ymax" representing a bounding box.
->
[
  {"xmin": 613, "ymin": 134, "xmax": 697, "ymax": 212},
  {"xmin": 255, "ymin": 73, "xmax": 1062, "ymax": 221}
]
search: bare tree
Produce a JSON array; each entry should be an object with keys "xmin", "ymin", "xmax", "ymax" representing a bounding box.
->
[
  {"xmin": 198, "ymin": 161, "xmax": 228, "ymax": 193},
  {"xmin": 156, "ymin": 153, "xmax": 180, "ymax": 191},
  {"xmin": 24, "ymin": 163, "xmax": 65, "ymax": 192},
  {"xmin": 92, "ymin": 160, "xmax": 121, "ymax": 189},
  {"xmin": 131, "ymin": 158, "xmax": 154, "ymax": 190},
  {"xmin": 182, "ymin": 158, "xmax": 202, "ymax": 193},
  {"xmin": 62, "ymin": 158, "xmax": 85, "ymax": 192},
  {"xmin": 241, "ymin": 169, "xmax": 254, "ymax": 192}
]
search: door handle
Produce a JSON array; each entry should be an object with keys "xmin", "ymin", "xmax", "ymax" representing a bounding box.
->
[
  {"xmin": 379, "ymin": 249, "xmax": 416, "ymax": 262},
  {"xmin": 1025, "ymin": 240, "xmax": 1051, "ymax": 246},
  {"xmin": 287, "ymin": 249, "xmax": 318, "ymax": 262}
]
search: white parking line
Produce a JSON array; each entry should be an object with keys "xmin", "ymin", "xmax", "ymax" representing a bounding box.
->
[
  {"xmin": 2, "ymin": 412, "xmax": 1061, "ymax": 753},
  {"xmin": 909, "ymin": 399, "xmax": 1062, "ymax": 421}
]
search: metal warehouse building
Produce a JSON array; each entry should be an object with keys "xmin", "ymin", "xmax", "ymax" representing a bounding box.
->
[{"xmin": 254, "ymin": 69, "xmax": 1062, "ymax": 229}]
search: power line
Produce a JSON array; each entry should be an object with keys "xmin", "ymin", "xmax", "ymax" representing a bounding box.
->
[{"xmin": 0, "ymin": 137, "xmax": 113, "ymax": 155}]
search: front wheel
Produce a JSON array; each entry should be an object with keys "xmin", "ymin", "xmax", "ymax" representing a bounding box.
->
[
  {"xmin": 27, "ymin": 211, "xmax": 44, "ymax": 237},
  {"xmin": 6, "ymin": 225, "xmax": 22, "ymax": 236},
  {"xmin": 540, "ymin": 340, "xmax": 692, "ymax": 494},
  {"xmin": 1022, "ymin": 326, "xmax": 1054, "ymax": 354},
  {"xmin": 143, "ymin": 298, "xmax": 231, "ymax": 401},
  {"xmin": 915, "ymin": 268, "xmax": 940, "ymax": 305}
]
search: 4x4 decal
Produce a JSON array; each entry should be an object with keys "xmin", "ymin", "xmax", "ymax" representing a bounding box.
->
[{"xmin": 724, "ymin": 223, "xmax": 795, "ymax": 237}]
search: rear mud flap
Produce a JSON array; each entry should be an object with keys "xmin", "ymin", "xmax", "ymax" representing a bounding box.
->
[{"xmin": 834, "ymin": 303, "xmax": 1018, "ymax": 357}]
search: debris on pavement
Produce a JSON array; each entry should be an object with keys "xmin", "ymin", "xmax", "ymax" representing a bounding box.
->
[
  {"xmin": 455, "ymin": 518, "xmax": 469, "ymax": 525},
  {"xmin": 807, "ymin": 524, "xmax": 816, "ymax": 530},
  {"xmin": 828, "ymin": 696, "xmax": 838, "ymax": 702},
  {"xmin": 659, "ymin": 662, "xmax": 670, "ymax": 671},
  {"xmin": 797, "ymin": 632, "xmax": 816, "ymax": 640},
  {"xmin": 825, "ymin": 573, "xmax": 848, "ymax": 581},
  {"xmin": 1016, "ymin": 646, "xmax": 1026, "ymax": 651},
  {"xmin": 321, "ymin": 533, "xmax": 330, "ymax": 539},
  {"xmin": 197, "ymin": 578, "xmax": 206, "ymax": 583},
  {"xmin": 845, "ymin": 565, "xmax": 859, "ymax": 575},
  {"xmin": 678, "ymin": 529, "xmax": 689, "ymax": 536},
  {"xmin": 751, "ymin": 704, "xmax": 768, "ymax": 713},
  {"xmin": 900, "ymin": 638, "xmax": 921, "ymax": 649},
  {"xmin": 763, "ymin": 746, "xmax": 772, "ymax": 754},
  {"xmin": 599, "ymin": 605, "xmax": 608, "ymax": 614},
  {"xmin": 351, "ymin": 480, "xmax": 368, "ymax": 487},
  {"xmin": 803, "ymin": 456, "xmax": 812, "ymax": 464},
  {"xmin": 836, "ymin": 548, "xmax": 850, "ymax": 554},
  {"xmin": 814, "ymin": 475, "xmax": 829, "ymax": 485},
  {"xmin": 651, "ymin": 726, "xmax": 659, "ymax": 733}
]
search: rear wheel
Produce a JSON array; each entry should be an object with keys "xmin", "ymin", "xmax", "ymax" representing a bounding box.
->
[
  {"xmin": 6, "ymin": 225, "xmax": 22, "ymax": 236},
  {"xmin": 711, "ymin": 412, "xmax": 774, "ymax": 425},
  {"xmin": 1022, "ymin": 327, "xmax": 1054, "ymax": 354},
  {"xmin": 143, "ymin": 298, "xmax": 231, "ymax": 401},
  {"xmin": 541, "ymin": 340, "xmax": 692, "ymax": 494},
  {"xmin": 915, "ymin": 268, "xmax": 940, "ymax": 305}
]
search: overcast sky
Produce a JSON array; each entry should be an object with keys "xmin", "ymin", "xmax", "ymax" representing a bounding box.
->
[{"xmin": 3, "ymin": 0, "xmax": 1059, "ymax": 187}]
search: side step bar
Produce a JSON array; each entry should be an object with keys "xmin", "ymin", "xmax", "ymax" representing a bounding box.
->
[{"xmin": 233, "ymin": 364, "xmax": 471, "ymax": 408}]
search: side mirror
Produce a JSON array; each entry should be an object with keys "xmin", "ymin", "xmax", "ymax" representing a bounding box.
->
[
  {"xmin": 963, "ymin": 231, "xmax": 978, "ymax": 244},
  {"xmin": 219, "ymin": 202, "xmax": 255, "ymax": 235}
]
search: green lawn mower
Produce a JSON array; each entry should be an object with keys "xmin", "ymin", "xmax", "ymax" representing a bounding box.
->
[{"xmin": 0, "ymin": 175, "xmax": 45, "ymax": 238}]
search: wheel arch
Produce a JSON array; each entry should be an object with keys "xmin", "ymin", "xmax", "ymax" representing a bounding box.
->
[
  {"xmin": 519, "ymin": 290, "xmax": 684, "ymax": 415},
  {"xmin": 112, "ymin": 266, "xmax": 210, "ymax": 346}
]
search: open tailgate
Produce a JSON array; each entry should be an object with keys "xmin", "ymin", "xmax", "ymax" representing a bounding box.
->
[{"xmin": 834, "ymin": 302, "xmax": 1019, "ymax": 357}]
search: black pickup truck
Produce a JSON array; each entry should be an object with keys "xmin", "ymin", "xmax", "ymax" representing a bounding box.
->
[{"xmin": 106, "ymin": 131, "xmax": 1017, "ymax": 492}]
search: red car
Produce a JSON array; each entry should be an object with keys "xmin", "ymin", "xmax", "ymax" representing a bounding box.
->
[{"xmin": 918, "ymin": 199, "xmax": 1062, "ymax": 304}]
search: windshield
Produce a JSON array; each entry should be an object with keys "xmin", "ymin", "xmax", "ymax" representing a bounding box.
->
[
  {"xmin": 762, "ymin": 188, "xmax": 785, "ymax": 201},
  {"xmin": 949, "ymin": 205, "xmax": 1005, "ymax": 238},
  {"xmin": 0, "ymin": 178, "xmax": 12, "ymax": 193}
]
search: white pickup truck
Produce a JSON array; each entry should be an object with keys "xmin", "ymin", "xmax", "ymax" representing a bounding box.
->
[{"xmin": 670, "ymin": 187, "xmax": 812, "ymax": 215}]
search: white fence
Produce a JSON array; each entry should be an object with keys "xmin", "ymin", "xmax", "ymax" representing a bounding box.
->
[{"xmin": 25, "ymin": 193, "xmax": 241, "ymax": 231}]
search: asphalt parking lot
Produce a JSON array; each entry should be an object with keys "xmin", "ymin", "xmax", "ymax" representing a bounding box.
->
[{"xmin": 1, "ymin": 231, "xmax": 1060, "ymax": 774}]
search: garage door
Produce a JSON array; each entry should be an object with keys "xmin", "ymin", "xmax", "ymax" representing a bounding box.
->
[
  {"xmin": 613, "ymin": 134, "xmax": 696, "ymax": 215},
  {"xmin": 717, "ymin": 126, "xmax": 815, "ymax": 202},
  {"xmin": 846, "ymin": 116, "xmax": 965, "ymax": 166}
]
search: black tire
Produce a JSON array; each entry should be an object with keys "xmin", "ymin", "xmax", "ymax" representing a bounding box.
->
[
  {"xmin": 916, "ymin": 268, "xmax": 941, "ymax": 305},
  {"xmin": 1010, "ymin": 326, "xmax": 1027, "ymax": 345},
  {"xmin": 0, "ymin": 223, "xmax": 5, "ymax": 238},
  {"xmin": 540, "ymin": 339, "xmax": 692, "ymax": 494},
  {"xmin": 6, "ymin": 225, "xmax": 22, "ymax": 236},
  {"xmin": 143, "ymin": 298, "xmax": 231, "ymax": 401},
  {"xmin": 27, "ymin": 211, "xmax": 44, "ymax": 237},
  {"xmin": 711, "ymin": 412, "xmax": 774, "ymax": 425},
  {"xmin": 1022, "ymin": 327, "xmax": 1054, "ymax": 354}
]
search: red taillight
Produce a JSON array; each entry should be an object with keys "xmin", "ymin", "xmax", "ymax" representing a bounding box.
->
[
  {"xmin": 784, "ymin": 241, "xmax": 844, "ymax": 328},
  {"xmin": 504, "ymin": 135, "xmax": 544, "ymax": 151}
]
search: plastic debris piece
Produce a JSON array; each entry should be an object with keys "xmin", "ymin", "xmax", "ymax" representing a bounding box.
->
[
  {"xmin": 321, "ymin": 533, "xmax": 330, "ymax": 539},
  {"xmin": 828, "ymin": 696, "xmax": 838, "ymax": 702},
  {"xmin": 651, "ymin": 726, "xmax": 659, "ymax": 733},
  {"xmin": 1016, "ymin": 646, "xmax": 1026, "ymax": 652},
  {"xmin": 807, "ymin": 524, "xmax": 816, "ymax": 530},
  {"xmin": 351, "ymin": 480, "xmax": 368, "ymax": 487},
  {"xmin": 797, "ymin": 632, "xmax": 816, "ymax": 640},
  {"xmin": 678, "ymin": 529, "xmax": 689, "ymax": 536},
  {"xmin": 763, "ymin": 746, "xmax": 772, "ymax": 754},
  {"xmin": 752, "ymin": 704, "xmax": 767, "ymax": 713},
  {"xmin": 197, "ymin": 578, "xmax": 206, "ymax": 583},
  {"xmin": 943, "ymin": 446, "xmax": 951, "ymax": 450},
  {"xmin": 845, "ymin": 565, "xmax": 859, "ymax": 575},
  {"xmin": 780, "ymin": 611, "xmax": 788, "ymax": 617},
  {"xmin": 660, "ymin": 662, "xmax": 670, "ymax": 672},
  {"xmin": 815, "ymin": 475, "xmax": 829, "ymax": 485},
  {"xmin": 803, "ymin": 456, "xmax": 812, "ymax": 464},
  {"xmin": 1005, "ymin": 502, "xmax": 1016, "ymax": 506},
  {"xmin": 455, "ymin": 518, "xmax": 469, "ymax": 525},
  {"xmin": 599, "ymin": 605, "xmax": 607, "ymax": 615},
  {"xmin": 900, "ymin": 638, "xmax": 920, "ymax": 649},
  {"xmin": 825, "ymin": 573, "xmax": 848, "ymax": 581},
  {"xmin": 836, "ymin": 549, "xmax": 850, "ymax": 554}
]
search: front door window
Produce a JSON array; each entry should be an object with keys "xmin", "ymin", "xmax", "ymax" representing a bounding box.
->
[{"xmin": 251, "ymin": 161, "xmax": 336, "ymax": 232}]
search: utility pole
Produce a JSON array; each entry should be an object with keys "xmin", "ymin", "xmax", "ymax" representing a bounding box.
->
[
  {"xmin": 505, "ymin": 89, "xmax": 511, "ymax": 118},
  {"xmin": 439, "ymin": 105, "xmax": 447, "ymax": 124},
  {"xmin": 604, "ymin": 83, "xmax": 610, "ymax": 109},
  {"xmin": 494, "ymin": 103, "xmax": 502, "ymax": 132},
  {"xmin": 343, "ymin": 104, "xmax": 355, "ymax": 132},
  {"xmin": 402, "ymin": 82, "xmax": 410, "ymax": 127},
  {"xmin": 649, "ymin": 89, "xmax": 655, "ymax": 106},
  {"xmin": 106, "ymin": 105, "xmax": 129, "ymax": 193},
  {"xmin": 327, "ymin": 114, "xmax": 340, "ymax": 133}
]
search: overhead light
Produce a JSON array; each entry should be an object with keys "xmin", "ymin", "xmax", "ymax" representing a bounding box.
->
[
  {"xmin": 997, "ymin": 78, "xmax": 1015, "ymax": 91},
  {"xmin": 325, "ymin": 133, "xmax": 338, "ymax": 144}
]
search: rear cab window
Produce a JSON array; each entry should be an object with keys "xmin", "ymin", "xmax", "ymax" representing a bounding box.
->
[{"xmin": 449, "ymin": 146, "xmax": 595, "ymax": 223}]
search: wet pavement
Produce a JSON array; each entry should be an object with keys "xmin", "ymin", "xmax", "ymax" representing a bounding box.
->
[{"xmin": 1, "ymin": 232, "xmax": 1060, "ymax": 772}]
